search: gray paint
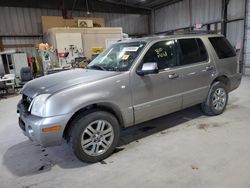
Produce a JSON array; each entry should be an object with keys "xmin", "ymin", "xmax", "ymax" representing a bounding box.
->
[{"xmin": 17, "ymin": 34, "xmax": 241, "ymax": 146}]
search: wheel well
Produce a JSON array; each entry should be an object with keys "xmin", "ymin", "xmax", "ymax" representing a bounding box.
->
[
  {"xmin": 63, "ymin": 103, "xmax": 124, "ymax": 141},
  {"xmin": 212, "ymin": 75, "xmax": 230, "ymax": 91}
]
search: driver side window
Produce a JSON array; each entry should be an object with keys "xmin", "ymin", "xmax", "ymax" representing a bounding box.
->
[{"xmin": 143, "ymin": 40, "xmax": 177, "ymax": 70}]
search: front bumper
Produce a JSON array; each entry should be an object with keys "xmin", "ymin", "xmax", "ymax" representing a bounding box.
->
[{"xmin": 17, "ymin": 101, "xmax": 73, "ymax": 146}]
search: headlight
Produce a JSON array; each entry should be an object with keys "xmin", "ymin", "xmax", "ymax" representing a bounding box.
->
[{"xmin": 29, "ymin": 94, "xmax": 50, "ymax": 117}]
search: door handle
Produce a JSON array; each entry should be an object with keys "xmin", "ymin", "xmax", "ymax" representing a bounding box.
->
[
  {"xmin": 168, "ymin": 73, "xmax": 179, "ymax": 79},
  {"xmin": 205, "ymin": 65, "xmax": 214, "ymax": 71}
]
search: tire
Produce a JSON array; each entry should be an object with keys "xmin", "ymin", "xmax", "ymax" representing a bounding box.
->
[
  {"xmin": 70, "ymin": 110, "xmax": 120, "ymax": 163},
  {"xmin": 201, "ymin": 81, "xmax": 228, "ymax": 116}
]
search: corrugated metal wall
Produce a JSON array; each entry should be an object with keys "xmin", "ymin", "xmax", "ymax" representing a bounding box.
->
[
  {"xmin": 154, "ymin": 0, "xmax": 190, "ymax": 33},
  {"xmin": 227, "ymin": 20, "xmax": 244, "ymax": 47},
  {"xmin": 191, "ymin": 0, "xmax": 222, "ymax": 24},
  {"xmin": 227, "ymin": 0, "xmax": 245, "ymax": 20},
  {"xmin": 0, "ymin": 7, "xmax": 149, "ymax": 35},
  {"xmin": 2, "ymin": 37, "xmax": 43, "ymax": 56},
  {"xmin": 154, "ymin": 0, "xmax": 223, "ymax": 33},
  {"xmin": 227, "ymin": 0, "xmax": 245, "ymax": 47},
  {"xmin": 0, "ymin": 7, "xmax": 149, "ymax": 56},
  {"xmin": 244, "ymin": 0, "xmax": 250, "ymax": 75},
  {"xmin": 154, "ymin": 0, "xmax": 247, "ymax": 73},
  {"xmin": 154, "ymin": 0, "xmax": 245, "ymax": 35}
]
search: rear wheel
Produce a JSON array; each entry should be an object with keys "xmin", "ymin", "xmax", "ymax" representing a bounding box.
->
[
  {"xmin": 201, "ymin": 81, "xmax": 228, "ymax": 116},
  {"xmin": 71, "ymin": 111, "xmax": 120, "ymax": 163}
]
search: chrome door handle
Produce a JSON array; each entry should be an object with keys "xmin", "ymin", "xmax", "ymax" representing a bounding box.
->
[
  {"xmin": 168, "ymin": 73, "xmax": 179, "ymax": 79},
  {"xmin": 205, "ymin": 65, "xmax": 214, "ymax": 71}
]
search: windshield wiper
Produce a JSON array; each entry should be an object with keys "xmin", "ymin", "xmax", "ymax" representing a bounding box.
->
[{"xmin": 87, "ymin": 65, "xmax": 106, "ymax": 71}]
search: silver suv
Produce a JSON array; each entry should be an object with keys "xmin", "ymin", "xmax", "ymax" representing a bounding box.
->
[{"xmin": 17, "ymin": 34, "xmax": 242, "ymax": 162}]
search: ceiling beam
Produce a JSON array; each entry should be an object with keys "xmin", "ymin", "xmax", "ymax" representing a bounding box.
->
[
  {"xmin": 0, "ymin": 0, "xmax": 151, "ymax": 14},
  {"xmin": 146, "ymin": 0, "xmax": 183, "ymax": 9},
  {"xmin": 97, "ymin": 0, "xmax": 152, "ymax": 10}
]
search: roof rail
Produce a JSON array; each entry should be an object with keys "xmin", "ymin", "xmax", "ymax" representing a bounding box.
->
[{"xmin": 173, "ymin": 30, "xmax": 217, "ymax": 35}]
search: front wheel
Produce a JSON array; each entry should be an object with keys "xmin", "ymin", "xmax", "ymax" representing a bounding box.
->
[
  {"xmin": 71, "ymin": 111, "xmax": 120, "ymax": 163},
  {"xmin": 201, "ymin": 81, "xmax": 228, "ymax": 116}
]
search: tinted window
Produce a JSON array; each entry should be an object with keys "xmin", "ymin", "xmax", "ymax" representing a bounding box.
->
[
  {"xmin": 178, "ymin": 38, "xmax": 208, "ymax": 65},
  {"xmin": 197, "ymin": 39, "xmax": 208, "ymax": 62},
  {"xmin": 209, "ymin": 37, "xmax": 236, "ymax": 59},
  {"xmin": 143, "ymin": 40, "xmax": 177, "ymax": 70}
]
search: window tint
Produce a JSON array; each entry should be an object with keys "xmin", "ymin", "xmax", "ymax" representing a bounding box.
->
[
  {"xmin": 197, "ymin": 39, "xmax": 208, "ymax": 62},
  {"xmin": 143, "ymin": 40, "xmax": 176, "ymax": 70},
  {"xmin": 209, "ymin": 37, "xmax": 236, "ymax": 59},
  {"xmin": 178, "ymin": 38, "xmax": 208, "ymax": 65}
]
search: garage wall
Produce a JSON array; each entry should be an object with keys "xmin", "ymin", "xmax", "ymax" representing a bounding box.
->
[
  {"xmin": 0, "ymin": 6, "xmax": 149, "ymax": 56},
  {"xmin": 227, "ymin": 20, "xmax": 244, "ymax": 47},
  {"xmin": 244, "ymin": 0, "xmax": 250, "ymax": 75},
  {"xmin": 226, "ymin": 0, "xmax": 245, "ymax": 47},
  {"xmin": 0, "ymin": 7, "xmax": 149, "ymax": 36},
  {"xmin": 2, "ymin": 37, "xmax": 42, "ymax": 56},
  {"xmin": 154, "ymin": 0, "xmax": 223, "ymax": 33},
  {"xmin": 227, "ymin": 0, "xmax": 245, "ymax": 20},
  {"xmin": 154, "ymin": 0, "xmax": 247, "ymax": 74},
  {"xmin": 191, "ymin": 0, "xmax": 222, "ymax": 25},
  {"xmin": 154, "ymin": 0, "xmax": 190, "ymax": 33}
]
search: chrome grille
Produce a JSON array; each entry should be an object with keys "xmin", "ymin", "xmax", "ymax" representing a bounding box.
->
[{"xmin": 22, "ymin": 94, "xmax": 32, "ymax": 112}]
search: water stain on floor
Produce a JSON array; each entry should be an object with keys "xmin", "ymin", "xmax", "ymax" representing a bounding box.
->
[{"xmin": 197, "ymin": 122, "xmax": 228, "ymax": 131}]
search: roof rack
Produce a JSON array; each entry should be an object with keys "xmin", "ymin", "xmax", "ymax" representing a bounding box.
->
[{"xmin": 173, "ymin": 30, "xmax": 217, "ymax": 35}]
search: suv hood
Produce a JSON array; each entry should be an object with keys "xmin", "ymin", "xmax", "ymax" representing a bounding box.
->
[{"xmin": 22, "ymin": 69, "xmax": 120, "ymax": 98}]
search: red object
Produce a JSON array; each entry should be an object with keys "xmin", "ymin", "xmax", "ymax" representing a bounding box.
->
[
  {"xmin": 58, "ymin": 52, "xmax": 65, "ymax": 58},
  {"xmin": 27, "ymin": 56, "xmax": 32, "ymax": 67},
  {"xmin": 195, "ymin": 23, "xmax": 203, "ymax": 29}
]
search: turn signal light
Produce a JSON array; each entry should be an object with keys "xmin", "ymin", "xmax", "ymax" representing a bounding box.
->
[{"xmin": 42, "ymin": 125, "xmax": 62, "ymax": 132}]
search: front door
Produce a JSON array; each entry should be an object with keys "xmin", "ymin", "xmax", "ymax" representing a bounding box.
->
[{"xmin": 130, "ymin": 40, "xmax": 183, "ymax": 124}]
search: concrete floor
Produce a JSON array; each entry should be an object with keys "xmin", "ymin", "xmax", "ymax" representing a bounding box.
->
[{"xmin": 0, "ymin": 77, "xmax": 250, "ymax": 188}]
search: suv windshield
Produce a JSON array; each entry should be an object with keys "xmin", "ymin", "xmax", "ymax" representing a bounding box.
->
[{"xmin": 87, "ymin": 41, "xmax": 146, "ymax": 72}]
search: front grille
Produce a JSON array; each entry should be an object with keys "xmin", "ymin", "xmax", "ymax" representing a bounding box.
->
[{"xmin": 22, "ymin": 94, "xmax": 32, "ymax": 112}]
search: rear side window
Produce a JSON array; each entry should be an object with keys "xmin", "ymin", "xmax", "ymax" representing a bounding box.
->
[
  {"xmin": 209, "ymin": 37, "xmax": 236, "ymax": 59},
  {"xmin": 178, "ymin": 38, "xmax": 208, "ymax": 65}
]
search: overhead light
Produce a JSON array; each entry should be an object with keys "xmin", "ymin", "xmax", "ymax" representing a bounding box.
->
[{"xmin": 85, "ymin": 0, "xmax": 90, "ymax": 15}]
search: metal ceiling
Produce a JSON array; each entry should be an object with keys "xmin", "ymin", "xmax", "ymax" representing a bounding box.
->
[
  {"xmin": 100, "ymin": 0, "xmax": 182, "ymax": 9},
  {"xmin": 0, "ymin": 0, "xmax": 182, "ymax": 14}
]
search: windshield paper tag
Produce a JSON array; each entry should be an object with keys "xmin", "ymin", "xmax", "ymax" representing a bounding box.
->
[
  {"xmin": 122, "ymin": 55, "xmax": 130, "ymax": 60},
  {"xmin": 123, "ymin": 47, "xmax": 139, "ymax": 52}
]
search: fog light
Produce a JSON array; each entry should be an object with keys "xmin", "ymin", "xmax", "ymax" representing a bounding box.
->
[
  {"xmin": 42, "ymin": 125, "xmax": 62, "ymax": 133},
  {"xmin": 28, "ymin": 126, "xmax": 34, "ymax": 136}
]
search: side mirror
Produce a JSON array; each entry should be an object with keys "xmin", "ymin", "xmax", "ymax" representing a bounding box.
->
[{"xmin": 136, "ymin": 62, "xmax": 159, "ymax": 76}]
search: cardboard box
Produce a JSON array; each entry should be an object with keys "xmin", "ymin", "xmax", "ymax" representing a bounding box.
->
[{"xmin": 42, "ymin": 16, "xmax": 105, "ymax": 33}]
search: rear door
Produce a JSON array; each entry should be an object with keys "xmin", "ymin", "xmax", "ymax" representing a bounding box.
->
[{"xmin": 176, "ymin": 38, "xmax": 215, "ymax": 109}]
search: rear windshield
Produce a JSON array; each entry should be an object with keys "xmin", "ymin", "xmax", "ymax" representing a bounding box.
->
[{"xmin": 209, "ymin": 37, "xmax": 236, "ymax": 59}]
